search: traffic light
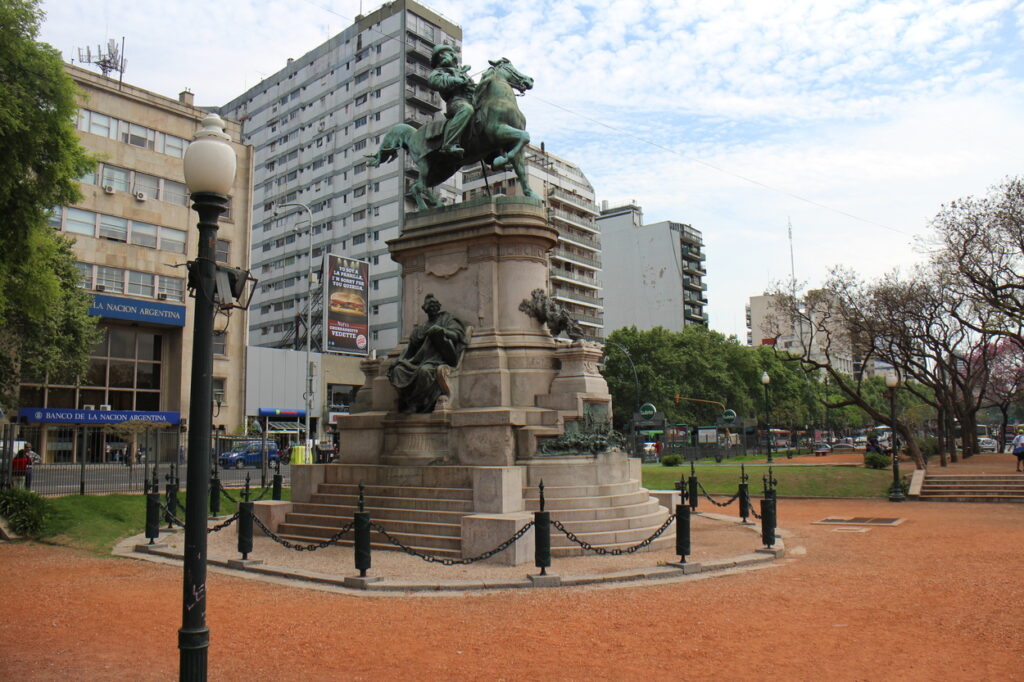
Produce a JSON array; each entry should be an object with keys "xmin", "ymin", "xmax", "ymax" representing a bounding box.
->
[{"xmin": 674, "ymin": 393, "xmax": 681, "ymax": 405}]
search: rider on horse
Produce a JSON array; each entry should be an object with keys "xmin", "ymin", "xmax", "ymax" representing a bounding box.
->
[{"xmin": 428, "ymin": 45, "xmax": 476, "ymax": 158}]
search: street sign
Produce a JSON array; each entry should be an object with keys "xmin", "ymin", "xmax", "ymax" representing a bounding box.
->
[
  {"xmin": 639, "ymin": 402, "xmax": 657, "ymax": 419},
  {"xmin": 722, "ymin": 409, "xmax": 737, "ymax": 424}
]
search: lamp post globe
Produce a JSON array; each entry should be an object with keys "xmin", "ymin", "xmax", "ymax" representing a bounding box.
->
[
  {"xmin": 886, "ymin": 373, "xmax": 905, "ymax": 502},
  {"xmin": 761, "ymin": 371, "xmax": 772, "ymax": 463},
  {"xmin": 180, "ymin": 113, "xmax": 236, "ymax": 680}
]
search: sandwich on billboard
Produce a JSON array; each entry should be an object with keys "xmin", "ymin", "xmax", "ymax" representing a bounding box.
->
[{"xmin": 325, "ymin": 254, "xmax": 369, "ymax": 355}]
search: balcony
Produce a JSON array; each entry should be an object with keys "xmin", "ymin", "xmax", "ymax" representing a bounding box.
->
[
  {"xmin": 405, "ymin": 62, "xmax": 433, "ymax": 84},
  {"xmin": 574, "ymin": 311, "xmax": 604, "ymax": 326},
  {"xmin": 406, "ymin": 86, "xmax": 441, "ymax": 112},
  {"xmin": 550, "ymin": 207, "xmax": 599, "ymax": 233},
  {"xmin": 548, "ymin": 187, "xmax": 599, "ymax": 215},
  {"xmin": 404, "ymin": 110, "xmax": 434, "ymax": 128},
  {"xmin": 682, "ymin": 261, "xmax": 707, "ymax": 277},
  {"xmin": 406, "ymin": 39, "xmax": 432, "ymax": 63},
  {"xmin": 551, "ymin": 247, "xmax": 602, "ymax": 269},
  {"xmin": 557, "ymin": 227, "xmax": 600, "ymax": 250},
  {"xmin": 552, "ymin": 286, "xmax": 603, "ymax": 307},
  {"xmin": 550, "ymin": 266, "xmax": 601, "ymax": 290}
]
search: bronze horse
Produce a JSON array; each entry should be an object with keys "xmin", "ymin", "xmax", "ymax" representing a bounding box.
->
[{"xmin": 366, "ymin": 57, "xmax": 542, "ymax": 209}]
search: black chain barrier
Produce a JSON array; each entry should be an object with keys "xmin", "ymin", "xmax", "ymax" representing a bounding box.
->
[
  {"xmin": 550, "ymin": 513, "xmax": 675, "ymax": 556},
  {"xmin": 158, "ymin": 502, "xmax": 186, "ymax": 528},
  {"xmin": 217, "ymin": 480, "xmax": 272, "ymax": 505},
  {"xmin": 368, "ymin": 519, "xmax": 536, "ymax": 566},
  {"xmin": 252, "ymin": 514, "xmax": 356, "ymax": 552},
  {"xmin": 208, "ymin": 513, "xmax": 240, "ymax": 533},
  {"xmin": 696, "ymin": 480, "xmax": 741, "ymax": 507}
]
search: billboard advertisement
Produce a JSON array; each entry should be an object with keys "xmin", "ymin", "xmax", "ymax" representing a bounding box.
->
[{"xmin": 324, "ymin": 254, "xmax": 369, "ymax": 355}]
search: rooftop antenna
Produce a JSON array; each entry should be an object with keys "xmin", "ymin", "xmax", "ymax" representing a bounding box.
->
[{"xmin": 77, "ymin": 38, "xmax": 126, "ymax": 78}]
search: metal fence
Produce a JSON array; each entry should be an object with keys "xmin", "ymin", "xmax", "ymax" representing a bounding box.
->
[{"xmin": 1, "ymin": 423, "xmax": 291, "ymax": 497}]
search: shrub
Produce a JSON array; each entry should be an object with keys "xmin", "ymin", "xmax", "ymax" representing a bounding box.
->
[
  {"xmin": 917, "ymin": 437, "xmax": 939, "ymax": 462},
  {"xmin": 0, "ymin": 487, "xmax": 49, "ymax": 537},
  {"xmin": 660, "ymin": 454, "xmax": 682, "ymax": 467},
  {"xmin": 864, "ymin": 452, "xmax": 890, "ymax": 469}
]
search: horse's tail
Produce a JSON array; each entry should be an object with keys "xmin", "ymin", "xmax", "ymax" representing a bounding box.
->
[{"xmin": 366, "ymin": 124, "xmax": 415, "ymax": 166}]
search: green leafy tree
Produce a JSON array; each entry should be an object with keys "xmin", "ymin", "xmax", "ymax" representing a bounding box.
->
[{"xmin": 0, "ymin": 0, "xmax": 98, "ymax": 410}]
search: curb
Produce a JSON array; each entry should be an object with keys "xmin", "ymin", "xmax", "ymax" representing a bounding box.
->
[{"xmin": 114, "ymin": 511, "xmax": 788, "ymax": 594}]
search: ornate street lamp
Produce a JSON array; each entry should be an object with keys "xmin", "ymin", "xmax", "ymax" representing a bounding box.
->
[
  {"xmin": 181, "ymin": 113, "xmax": 236, "ymax": 679},
  {"xmin": 604, "ymin": 341, "xmax": 640, "ymax": 457},
  {"xmin": 886, "ymin": 373, "xmax": 905, "ymax": 502},
  {"xmin": 761, "ymin": 371, "xmax": 773, "ymax": 463}
]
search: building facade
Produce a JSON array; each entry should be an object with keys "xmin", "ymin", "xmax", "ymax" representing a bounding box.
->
[
  {"xmin": 597, "ymin": 202, "xmax": 707, "ymax": 333},
  {"xmin": 220, "ymin": 0, "xmax": 462, "ymax": 355},
  {"xmin": 461, "ymin": 144, "xmax": 604, "ymax": 339},
  {"xmin": 746, "ymin": 292, "xmax": 856, "ymax": 376},
  {"xmin": 15, "ymin": 64, "xmax": 252, "ymax": 463}
]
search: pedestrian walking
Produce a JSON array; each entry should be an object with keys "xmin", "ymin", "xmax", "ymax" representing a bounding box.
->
[
  {"xmin": 12, "ymin": 443, "xmax": 36, "ymax": 490},
  {"xmin": 1011, "ymin": 428, "xmax": 1024, "ymax": 472}
]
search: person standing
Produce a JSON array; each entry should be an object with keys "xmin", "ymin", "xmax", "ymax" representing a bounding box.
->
[
  {"xmin": 1011, "ymin": 428, "xmax": 1024, "ymax": 472},
  {"xmin": 12, "ymin": 444, "xmax": 35, "ymax": 490}
]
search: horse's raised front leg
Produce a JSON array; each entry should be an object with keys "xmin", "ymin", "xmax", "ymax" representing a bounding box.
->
[{"xmin": 490, "ymin": 124, "xmax": 530, "ymax": 172}]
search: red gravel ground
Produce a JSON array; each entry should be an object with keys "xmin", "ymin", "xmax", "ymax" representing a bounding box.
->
[{"xmin": 2, "ymin": 455, "xmax": 1023, "ymax": 680}]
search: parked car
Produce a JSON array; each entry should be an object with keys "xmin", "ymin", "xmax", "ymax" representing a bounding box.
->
[
  {"xmin": 978, "ymin": 437, "xmax": 998, "ymax": 453},
  {"xmin": 219, "ymin": 443, "xmax": 279, "ymax": 469},
  {"xmin": 833, "ymin": 440, "xmax": 856, "ymax": 450}
]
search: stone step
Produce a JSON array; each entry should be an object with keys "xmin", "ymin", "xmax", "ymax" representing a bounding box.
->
[
  {"xmin": 276, "ymin": 520, "xmax": 463, "ymax": 551},
  {"xmin": 317, "ymin": 483, "xmax": 474, "ymax": 501},
  {"xmin": 550, "ymin": 508, "xmax": 671, "ymax": 533},
  {"xmin": 921, "ymin": 485, "xmax": 1024, "ymax": 493},
  {"xmin": 274, "ymin": 529, "xmax": 462, "ymax": 556},
  {"xmin": 283, "ymin": 513, "xmax": 462, "ymax": 538},
  {"xmin": 523, "ymin": 480, "xmax": 640, "ymax": 499},
  {"xmin": 535, "ymin": 499, "xmax": 666, "ymax": 522},
  {"xmin": 306, "ymin": 493, "xmax": 474, "ymax": 512},
  {"xmin": 524, "ymin": 489, "xmax": 652, "ymax": 511},
  {"xmin": 917, "ymin": 495, "xmax": 1024, "ymax": 503},
  {"xmin": 322, "ymin": 464, "xmax": 473, "ymax": 488},
  {"xmin": 290, "ymin": 505, "xmax": 468, "ymax": 525},
  {"xmin": 925, "ymin": 475, "xmax": 1024, "ymax": 480}
]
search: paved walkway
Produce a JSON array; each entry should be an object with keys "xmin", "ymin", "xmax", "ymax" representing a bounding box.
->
[{"xmin": 3, "ymin": 496, "xmax": 1022, "ymax": 680}]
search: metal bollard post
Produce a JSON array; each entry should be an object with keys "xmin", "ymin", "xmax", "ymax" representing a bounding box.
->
[
  {"xmin": 272, "ymin": 473, "xmax": 283, "ymax": 501},
  {"xmin": 209, "ymin": 473, "xmax": 221, "ymax": 517},
  {"xmin": 687, "ymin": 461, "xmax": 699, "ymax": 511},
  {"xmin": 760, "ymin": 497, "xmax": 776, "ymax": 548},
  {"xmin": 354, "ymin": 481, "xmax": 371, "ymax": 577},
  {"xmin": 738, "ymin": 464, "xmax": 750, "ymax": 523},
  {"xmin": 675, "ymin": 500, "xmax": 691, "ymax": 563},
  {"xmin": 164, "ymin": 474, "xmax": 178, "ymax": 529},
  {"xmin": 145, "ymin": 486, "xmax": 161, "ymax": 544},
  {"xmin": 534, "ymin": 480, "xmax": 551, "ymax": 575},
  {"xmin": 238, "ymin": 500, "xmax": 254, "ymax": 560}
]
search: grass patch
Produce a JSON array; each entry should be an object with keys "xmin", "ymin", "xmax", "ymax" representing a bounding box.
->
[
  {"xmin": 643, "ymin": 464, "xmax": 891, "ymax": 498},
  {"xmin": 34, "ymin": 486, "xmax": 291, "ymax": 555}
]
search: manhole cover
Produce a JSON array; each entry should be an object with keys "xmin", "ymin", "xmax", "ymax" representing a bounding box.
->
[{"xmin": 814, "ymin": 517, "xmax": 905, "ymax": 526}]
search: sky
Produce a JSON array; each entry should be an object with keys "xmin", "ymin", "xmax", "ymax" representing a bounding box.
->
[{"xmin": 40, "ymin": 0, "xmax": 1024, "ymax": 340}]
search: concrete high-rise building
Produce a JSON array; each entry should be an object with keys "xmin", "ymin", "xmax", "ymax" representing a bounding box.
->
[
  {"xmin": 746, "ymin": 292, "xmax": 856, "ymax": 376},
  {"xmin": 461, "ymin": 144, "xmax": 604, "ymax": 339},
  {"xmin": 220, "ymin": 0, "xmax": 462, "ymax": 355},
  {"xmin": 596, "ymin": 202, "xmax": 707, "ymax": 333},
  {"xmin": 16, "ymin": 64, "xmax": 253, "ymax": 463}
]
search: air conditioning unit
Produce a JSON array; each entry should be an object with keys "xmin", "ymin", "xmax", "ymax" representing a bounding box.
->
[
  {"xmin": 318, "ymin": 121, "xmax": 326, "ymax": 131},
  {"xmin": 157, "ymin": 293, "xmax": 168, "ymax": 300},
  {"xmin": 102, "ymin": 185, "xmax": 115, "ymax": 195},
  {"xmin": 99, "ymin": 404, "xmax": 112, "ymax": 410},
  {"xmin": 95, "ymin": 284, "xmax": 106, "ymax": 292},
  {"xmin": 134, "ymin": 191, "xmax": 147, "ymax": 201},
  {"xmin": 82, "ymin": 404, "xmax": 95, "ymax": 410}
]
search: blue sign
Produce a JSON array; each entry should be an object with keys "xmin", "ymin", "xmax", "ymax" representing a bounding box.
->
[
  {"xmin": 257, "ymin": 408, "xmax": 307, "ymax": 417},
  {"xmin": 19, "ymin": 408, "xmax": 181, "ymax": 425},
  {"xmin": 89, "ymin": 293, "xmax": 186, "ymax": 327}
]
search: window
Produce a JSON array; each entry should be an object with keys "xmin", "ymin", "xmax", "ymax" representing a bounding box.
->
[
  {"xmin": 354, "ymin": 116, "xmax": 367, "ymax": 128},
  {"xmin": 96, "ymin": 266, "xmax": 125, "ymax": 293},
  {"xmin": 216, "ymin": 239, "xmax": 230, "ymax": 263},
  {"xmin": 353, "ymin": 209, "xmax": 366, "ymax": 221},
  {"xmin": 133, "ymin": 172, "xmax": 160, "ymax": 199},
  {"xmin": 163, "ymin": 134, "xmax": 187, "ymax": 158},
  {"xmin": 212, "ymin": 332, "xmax": 227, "ymax": 356},
  {"xmin": 163, "ymin": 180, "xmax": 188, "ymax": 206},
  {"xmin": 159, "ymin": 227, "xmax": 187, "ymax": 254},
  {"xmin": 130, "ymin": 222, "xmax": 158, "ymax": 248},
  {"xmin": 88, "ymin": 112, "xmax": 114, "ymax": 138},
  {"xmin": 65, "ymin": 208, "xmax": 95, "ymax": 236},
  {"xmin": 98, "ymin": 215, "xmax": 128, "ymax": 241},
  {"xmin": 128, "ymin": 271, "xmax": 154, "ymax": 298},
  {"xmin": 212, "ymin": 378, "xmax": 226, "ymax": 403},
  {"xmin": 75, "ymin": 262, "xmax": 92, "ymax": 288},
  {"xmin": 48, "ymin": 206, "xmax": 63, "ymax": 229},
  {"xmin": 122, "ymin": 122, "xmax": 155, "ymax": 149},
  {"xmin": 354, "ymin": 70, "xmax": 369, "ymax": 84},
  {"xmin": 352, "ymin": 234, "xmax": 365, "ymax": 245},
  {"xmin": 158, "ymin": 276, "xmax": 185, "ymax": 302},
  {"xmin": 101, "ymin": 165, "xmax": 130, "ymax": 192}
]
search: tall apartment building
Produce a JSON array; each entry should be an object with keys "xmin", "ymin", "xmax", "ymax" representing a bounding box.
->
[
  {"xmin": 220, "ymin": 0, "xmax": 462, "ymax": 355},
  {"xmin": 16, "ymin": 64, "xmax": 252, "ymax": 463},
  {"xmin": 596, "ymin": 202, "xmax": 707, "ymax": 333},
  {"xmin": 746, "ymin": 292, "xmax": 856, "ymax": 375},
  {"xmin": 461, "ymin": 144, "xmax": 604, "ymax": 339}
]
